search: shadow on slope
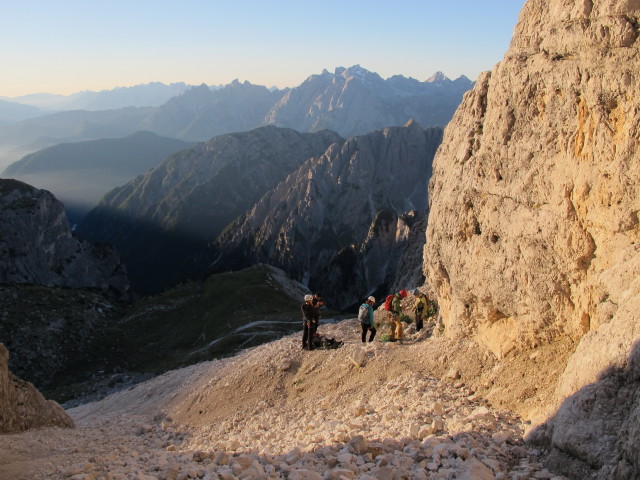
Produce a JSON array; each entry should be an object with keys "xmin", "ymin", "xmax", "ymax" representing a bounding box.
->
[
  {"xmin": 78, "ymin": 207, "xmax": 213, "ymax": 295},
  {"xmin": 527, "ymin": 340, "xmax": 640, "ymax": 479}
]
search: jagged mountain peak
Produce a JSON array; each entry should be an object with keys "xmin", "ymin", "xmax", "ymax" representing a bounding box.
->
[
  {"xmin": 336, "ymin": 65, "xmax": 385, "ymax": 83},
  {"xmin": 427, "ymin": 71, "xmax": 449, "ymax": 83}
]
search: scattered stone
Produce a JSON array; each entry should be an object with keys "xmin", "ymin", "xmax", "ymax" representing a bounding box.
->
[
  {"xmin": 2, "ymin": 318, "xmax": 561, "ymax": 480},
  {"xmin": 347, "ymin": 348, "xmax": 366, "ymax": 368}
]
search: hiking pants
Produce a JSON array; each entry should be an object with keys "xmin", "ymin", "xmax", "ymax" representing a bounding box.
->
[
  {"xmin": 302, "ymin": 320, "xmax": 318, "ymax": 349},
  {"xmin": 361, "ymin": 322, "xmax": 376, "ymax": 342},
  {"xmin": 415, "ymin": 312, "xmax": 425, "ymax": 331},
  {"xmin": 389, "ymin": 313, "xmax": 403, "ymax": 340}
]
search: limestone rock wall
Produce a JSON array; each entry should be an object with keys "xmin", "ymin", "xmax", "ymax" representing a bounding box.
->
[
  {"xmin": 424, "ymin": 0, "xmax": 640, "ymax": 476},
  {"xmin": 0, "ymin": 343, "xmax": 74, "ymax": 433}
]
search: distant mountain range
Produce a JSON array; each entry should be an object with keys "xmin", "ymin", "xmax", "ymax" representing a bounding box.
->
[
  {"xmin": 1, "ymin": 82, "xmax": 192, "ymax": 112},
  {"xmin": 0, "ymin": 66, "xmax": 472, "ymax": 169},
  {"xmin": 0, "ymin": 100, "xmax": 43, "ymax": 126},
  {"xmin": 264, "ymin": 66, "xmax": 470, "ymax": 136}
]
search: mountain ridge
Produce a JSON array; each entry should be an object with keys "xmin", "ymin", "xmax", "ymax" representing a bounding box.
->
[
  {"xmin": 77, "ymin": 126, "xmax": 344, "ymax": 294},
  {"xmin": 2, "ymin": 132, "xmax": 195, "ymax": 224},
  {"xmin": 214, "ymin": 121, "xmax": 442, "ymax": 309},
  {"xmin": 0, "ymin": 66, "xmax": 471, "ymax": 170}
]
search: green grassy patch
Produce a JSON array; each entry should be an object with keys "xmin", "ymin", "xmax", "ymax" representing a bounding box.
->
[{"xmin": 114, "ymin": 264, "xmax": 336, "ymax": 374}]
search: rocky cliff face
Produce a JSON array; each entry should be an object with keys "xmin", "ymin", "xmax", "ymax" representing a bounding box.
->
[
  {"xmin": 217, "ymin": 121, "xmax": 442, "ymax": 309},
  {"xmin": 0, "ymin": 179, "xmax": 129, "ymax": 297},
  {"xmin": 0, "ymin": 343, "xmax": 74, "ymax": 433},
  {"xmin": 424, "ymin": 0, "xmax": 640, "ymax": 477}
]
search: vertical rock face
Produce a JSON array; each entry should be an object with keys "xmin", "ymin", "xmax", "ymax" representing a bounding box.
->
[
  {"xmin": 0, "ymin": 179, "xmax": 129, "ymax": 297},
  {"xmin": 0, "ymin": 343, "xmax": 74, "ymax": 433},
  {"xmin": 424, "ymin": 0, "xmax": 640, "ymax": 476}
]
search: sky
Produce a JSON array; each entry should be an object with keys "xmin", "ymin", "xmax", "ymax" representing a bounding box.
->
[{"xmin": 0, "ymin": 0, "xmax": 527, "ymax": 97}]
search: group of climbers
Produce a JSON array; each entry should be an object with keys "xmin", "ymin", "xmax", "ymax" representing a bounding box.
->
[
  {"xmin": 362, "ymin": 288, "xmax": 436, "ymax": 343},
  {"xmin": 301, "ymin": 288, "xmax": 437, "ymax": 350}
]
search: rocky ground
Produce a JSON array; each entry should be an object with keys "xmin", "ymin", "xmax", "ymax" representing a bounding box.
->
[{"xmin": 0, "ymin": 317, "xmax": 568, "ymax": 480}]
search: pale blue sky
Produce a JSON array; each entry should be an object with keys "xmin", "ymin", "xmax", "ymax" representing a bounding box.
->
[{"xmin": 1, "ymin": 0, "xmax": 526, "ymax": 97}]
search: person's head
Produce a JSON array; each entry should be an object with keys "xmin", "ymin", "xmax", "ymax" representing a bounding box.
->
[
  {"xmin": 367, "ymin": 296, "xmax": 375, "ymax": 305},
  {"xmin": 399, "ymin": 289, "xmax": 408, "ymax": 298},
  {"xmin": 413, "ymin": 289, "xmax": 422, "ymax": 297},
  {"xmin": 304, "ymin": 294, "xmax": 313, "ymax": 303},
  {"xmin": 314, "ymin": 292, "xmax": 322, "ymax": 299}
]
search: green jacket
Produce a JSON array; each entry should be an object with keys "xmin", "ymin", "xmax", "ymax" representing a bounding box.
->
[{"xmin": 391, "ymin": 294, "xmax": 402, "ymax": 315}]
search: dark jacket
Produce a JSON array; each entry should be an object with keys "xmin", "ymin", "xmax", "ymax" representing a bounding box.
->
[{"xmin": 301, "ymin": 302, "xmax": 315, "ymax": 322}]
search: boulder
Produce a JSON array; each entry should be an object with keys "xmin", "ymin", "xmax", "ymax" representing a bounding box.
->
[{"xmin": 0, "ymin": 343, "xmax": 74, "ymax": 433}]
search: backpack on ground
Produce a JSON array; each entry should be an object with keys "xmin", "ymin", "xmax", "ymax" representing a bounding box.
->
[
  {"xmin": 384, "ymin": 294, "xmax": 395, "ymax": 312},
  {"xmin": 322, "ymin": 337, "xmax": 343, "ymax": 349},
  {"xmin": 312, "ymin": 334, "xmax": 343, "ymax": 349}
]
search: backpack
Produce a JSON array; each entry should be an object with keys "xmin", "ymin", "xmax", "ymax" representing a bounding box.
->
[
  {"xmin": 312, "ymin": 334, "xmax": 343, "ymax": 349},
  {"xmin": 322, "ymin": 337, "xmax": 343, "ymax": 349},
  {"xmin": 384, "ymin": 294, "xmax": 395, "ymax": 312},
  {"xmin": 358, "ymin": 304, "xmax": 368, "ymax": 323}
]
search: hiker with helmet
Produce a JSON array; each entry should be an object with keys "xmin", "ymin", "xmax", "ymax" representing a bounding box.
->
[
  {"xmin": 358, "ymin": 296, "xmax": 377, "ymax": 343},
  {"xmin": 301, "ymin": 294, "xmax": 316, "ymax": 350},
  {"xmin": 413, "ymin": 288, "xmax": 428, "ymax": 332},
  {"xmin": 386, "ymin": 289, "xmax": 408, "ymax": 342}
]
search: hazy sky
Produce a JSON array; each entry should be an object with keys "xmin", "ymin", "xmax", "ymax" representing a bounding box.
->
[{"xmin": 1, "ymin": 0, "xmax": 527, "ymax": 97}]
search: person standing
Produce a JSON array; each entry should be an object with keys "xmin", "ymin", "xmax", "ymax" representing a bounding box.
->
[
  {"xmin": 358, "ymin": 296, "xmax": 377, "ymax": 343},
  {"xmin": 301, "ymin": 294, "xmax": 316, "ymax": 350},
  {"xmin": 413, "ymin": 289, "xmax": 428, "ymax": 332},
  {"xmin": 389, "ymin": 289, "xmax": 408, "ymax": 342}
]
